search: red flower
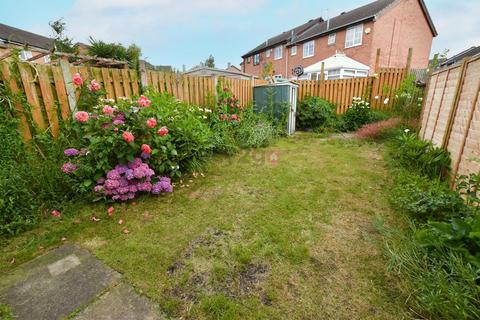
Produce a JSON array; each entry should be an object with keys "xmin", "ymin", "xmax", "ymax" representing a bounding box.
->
[
  {"xmin": 137, "ymin": 95, "xmax": 151, "ymax": 108},
  {"xmin": 230, "ymin": 114, "xmax": 239, "ymax": 121},
  {"xmin": 223, "ymin": 87, "xmax": 229, "ymax": 92},
  {"xmin": 219, "ymin": 114, "xmax": 228, "ymax": 121},
  {"xmin": 141, "ymin": 144, "xmax": 152, "ymax": 155},
  {"xmin": 51, "ymin": 210, "xmax": 61, "ymax": 218},
  {"xmin": 157, "ymin": 126, "xmax": 169, "ymax": 137},
  {"xmin": 146, "ymin": 118, "xmax": 157, "ymax": 128},
  {"xmin": 72, "ymin": 73, "xmax": 83, "ymax": 86},
  {"xmin": 122, "ymin": 131, "xmax": 135, "ymax": 142},
  {"xmin": 107, "ymin": 207, "xmax": 114, "ymax": 217},
  {"xmin": 74, "ymin": 111, "xmax": 89, "ymax": 123}
]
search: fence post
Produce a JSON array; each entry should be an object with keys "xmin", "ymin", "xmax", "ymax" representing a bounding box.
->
[
  {"xmin": 59, "ymin": 59, "xmax": 77, "ymax": 112},
  {"xmin": 441, "ymin": 58, "xmax": 469, "ymax": 149},
  {"xmin": 405, "ymin": 48, "xmax": 413, "ymax": 75},
  {"xmin": 371, "ymin": 48, "xmax": 381, "ymax": 108},
  {"xmin": 139, "ymin": 59, "xmax": 148, "ymax": 90},
  {"xmin": 319, "ymin": 62, "xmax": 325, "ymax": 97},
  {"xmin": 213, "ymin": 75, "xmax": 218, "ymax": 105}
]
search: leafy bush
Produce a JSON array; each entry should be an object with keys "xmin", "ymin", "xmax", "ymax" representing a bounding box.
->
[
  {"xmin": 341, "ymin": 98, "xmax": 376, "ymax": 131},
  {"xmin": 64, "ymin": 90, "xmax": 212, "ymax": 200},
  {"xmin": 390, "ymin": 170, "xmax": 470, "ymax": 222},
  {"xmin": 0, "ymin": 89, "xmax": 76, "ymax": 236},
  {"xmin": 393, "ymin": 74, "xmax": 424, "ymax": 123},
  {"xmin": 391, "ymin": 131, "xmax": 451, "ymax": 179},
  {"xmin": 296, "ymin": 96, "xmax": 337, "ymax": 129},
  {"xmin": 235, "ymin": 109, "xmax": 277, "ymax": 148}
]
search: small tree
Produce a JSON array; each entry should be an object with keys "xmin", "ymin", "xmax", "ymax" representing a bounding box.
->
[
  {"xmin": 261, "ymin": 62, "xmax": 274, "ymax": 79},
  {"xmin": 203, "ymin": 54, "xmax": 215, "ymax": 68},
  {"xmin": 49, "ymin": 19, "xmax": 77, "ymax": 53}
]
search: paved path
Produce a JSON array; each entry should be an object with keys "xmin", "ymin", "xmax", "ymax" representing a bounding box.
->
[{"xmin": 0, "ymin": 244, "xmax": 164, "ymax": 320}]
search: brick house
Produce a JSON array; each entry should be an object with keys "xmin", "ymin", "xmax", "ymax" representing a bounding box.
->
[
  {"xmin": 0, "ymin": 23, "xmax": 54, "ymax": 64},
  {"xmin": 241, "ymin": 0, "xmax": 437, "ymax": 79}
]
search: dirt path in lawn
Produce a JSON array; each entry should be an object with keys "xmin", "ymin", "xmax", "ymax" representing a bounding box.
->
[{"xmin": 0, "ymin": 133, "xmax": 408, "ymax": 319}]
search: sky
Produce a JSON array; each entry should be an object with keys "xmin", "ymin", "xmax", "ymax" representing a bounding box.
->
[{"xmin": 1, "ymin": 0, "xmax": 479, "ymax": 70}]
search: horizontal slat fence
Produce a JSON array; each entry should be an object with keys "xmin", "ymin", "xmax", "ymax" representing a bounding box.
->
[
  {"xmin": 419, "ymin": 55, "xmax": 480, "ymax": 178},
  {"xmin": 296, "ymin": 67, "xmax": 406, "ymax": 113}
]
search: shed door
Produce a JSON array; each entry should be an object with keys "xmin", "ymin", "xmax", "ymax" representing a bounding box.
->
[{"xmin": 289, "ymin": 86, "xmax": 297, "ymax": 134}]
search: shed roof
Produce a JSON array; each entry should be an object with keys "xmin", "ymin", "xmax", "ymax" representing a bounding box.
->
[
  {"xmin": 303, "ymin": 53, "xmax": 370, "ymax": 73},
  {"xmin": 0, "ymin": 23, "xmax": 54, "ymax": 50}
]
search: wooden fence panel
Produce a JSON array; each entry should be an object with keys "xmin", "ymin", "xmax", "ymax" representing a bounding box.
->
[{"xmin": 421, "ymin": 56, "xmax": 480, "ymax": 178}]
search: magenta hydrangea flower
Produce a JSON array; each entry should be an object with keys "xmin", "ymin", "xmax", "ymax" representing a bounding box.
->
[
  {"xmin": 62, "ymin": 162, "xmax": 77, "ymax": 174},
  {"xmin": 64, "ymin": 148, "xmax": 79, "ymax": 156}
]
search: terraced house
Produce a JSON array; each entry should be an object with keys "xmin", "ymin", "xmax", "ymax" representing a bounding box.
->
[{"xmin": 241, "ymin": 0, "xmax": 437, "ymax": 80}]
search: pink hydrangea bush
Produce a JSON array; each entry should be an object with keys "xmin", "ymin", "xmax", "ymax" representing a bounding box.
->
[
  {"xmin": 94, "ymin": 158, "xmax": 173, "ymax": 201},
  {"xmin": 62, "ymin": 91, "xmax": 213, "ymax": 200}
]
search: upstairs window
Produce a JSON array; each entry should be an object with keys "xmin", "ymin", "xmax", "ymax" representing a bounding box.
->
[
  {"xmin": 246, "ymin": 56, "xmax": 251, "ymax": 63},
  {"xmin": 291, "ymin": 45, "xmax": 297, "ymax": 56},
  {"xmin": 345, "ymin": 24, "xmax": 363, "ymax": 48},
  {"xmin": 274, "ymin": 45, "xmax": 282, "ymax": 60},
  {"xmin": 253, "ymin": 53, "xmax": 260, "ymax": 65},
  {"xmin": 303, "ymin": 40, "xmax": 315, "ymax": 58},
  {"xmin": 328, "ymin": 33, "xmax": 336, "ymax": 45}
]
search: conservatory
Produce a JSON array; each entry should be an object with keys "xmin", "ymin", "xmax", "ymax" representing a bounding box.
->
[{"xmin": 300, "ymin": 53, "xmax": 370, "ymax": 80}]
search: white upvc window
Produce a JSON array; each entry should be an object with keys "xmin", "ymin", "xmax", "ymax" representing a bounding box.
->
[
  {"xmin": 253, "ymin": 53, "xmax": 260, "ymax": 65},
  {"xmin": 291, "ymin": 45, "xmax": 297, "ymax": 56},
  {"xmin": 274, "ymin": 45, "xmax": 282, "ymax": 60},
  {"xmin": 266, "ymin": 49, "xmax": 271, "ymax": 58},
  {"xmin": 328, "ymin": 33, "xmax": 336, "ymax": 45},
  {"xmin": 19, "ymin": 50, "xmax": 33, "ymax": 61},
  {"xmin": 345, "ymin": 24, "xmax": 363, "ymax": 48},
  {"xmin": 44, "ymin": 55, "xmax": 51, "ymax": 63},
  {"xmin": 303, "ymin": 40, "xmax": 315, "ymax": 58},
  {"xmin": 326, "ymin": 69, "xmax": 341, "ymax": 80}
]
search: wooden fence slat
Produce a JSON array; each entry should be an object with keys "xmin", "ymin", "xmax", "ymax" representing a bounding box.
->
[
  {"xmin": 111, "ymin": 69, "xmax": 124, "ymax": 99},
  {"xmin": 51, "ymin": 66, "xmax": 70, "ymax": 121},
  {"xmin": 101, "ymin": 68, "xmax": 115, "ymax": 100},
  {"xmin": 37, "ymin": 65, "xmax": 59, "ymax": 136},
  {"xmin": 0, "ymin": 62, "xmax": 32, "ymax": 139},
  {"xmin": 121, "ymin": 68, "xmax": 132, "ymax": 98},
  {"xmin": 18, "ymin": 63, "xmax": 46, "ymax": 129}
]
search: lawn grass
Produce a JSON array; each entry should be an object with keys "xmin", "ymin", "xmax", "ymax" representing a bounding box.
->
[{"xmin": 0, "ymin": 133, "xmax": 408, "ymax": 319}]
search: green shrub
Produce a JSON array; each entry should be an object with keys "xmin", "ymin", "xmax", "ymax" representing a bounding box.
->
[
  {"xmin": 296, "ymin": 96, "xmax": 337, "ymax": 129},
  {"xmin": 341, "ymin": 98, "xmax": 375, "ymax": 131},
  {"xmin": 391, "ymin": 131, "xmax": 451, "ymax": 179},
  {"xmin": 391, "ymin": 170, "xmax": 470, "ymax": 222},
  {"xmin": 0, "ymin": 103, "xmax": 76, "ymax": 236},
  {"xmin": 393, "ymin": 74, "xmax": 424, "ymax": 123},
  {"xmin": 235, "ymin": 109, "xmax": 277, "ymax": 148}
]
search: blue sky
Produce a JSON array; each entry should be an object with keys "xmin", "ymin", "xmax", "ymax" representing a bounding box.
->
[{"xmin": 1, "ymin": 0, "xmax": 479, "ymax": 69}]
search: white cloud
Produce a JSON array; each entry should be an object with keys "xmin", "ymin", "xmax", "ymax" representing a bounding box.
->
[{"xmin": 50, "ymin": 0, "xmax": 265, "ymax": 47}]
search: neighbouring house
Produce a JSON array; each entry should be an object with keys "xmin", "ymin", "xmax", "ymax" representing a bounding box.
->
[
  {"xmin": 226, "ymin": 64, "xmax": 242, "ymax": 73},
  {"xmin": 439, "ymin": 46, "xmax": 480, "ymax": 68},
  {"xmin": 241, "ymin": 0, "xmax": 437, "ymax": 79},
  {"xmin": 0, "ymin": 23, "xmax": 54, "ymax": 64},
  {"xmin": 183, "ymin": 66, "xmax": 254, "ymax": 80}
]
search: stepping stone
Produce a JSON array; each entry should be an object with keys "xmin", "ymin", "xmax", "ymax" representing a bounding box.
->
[
  {"xmin": 0, "ymin": 244, "xmax": 121, "ymax": 320},
  {"xmin": 73, "ymin": 284, "xmax": 164, "ymax": 320}
]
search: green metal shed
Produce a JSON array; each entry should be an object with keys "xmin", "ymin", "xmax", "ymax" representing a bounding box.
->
[{"xmin": 253, "ymin": 81, "xmax": 298, "ymax": 135}]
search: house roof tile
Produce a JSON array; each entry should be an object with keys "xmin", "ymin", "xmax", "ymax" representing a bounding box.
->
[{"xmin": 0, "ymin": 23, "xmax": 54, "ymax": 50}]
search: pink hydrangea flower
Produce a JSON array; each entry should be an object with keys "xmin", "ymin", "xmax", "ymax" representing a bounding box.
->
[
  {"xmin": 137, "ymin": 95, "xmax": 151, "ymax": 108},
  {"xmin": 103, "ymin": 105, "xmax": 115, "ymax": 116},
  {"xmin": 87, "ymin": 79, "xmax": 101, "ymax": 92},
  {"xmin": 72, "ymin": 73, "xmax": 83, "ymax": 86},
  {"xmin": 51, "ymin": 210, "xmax": 61, "ymax": 218},
  {"xmin": 122, "ymin": 131, "xmax": 135, "ymax": 142},
  {"xmin": 146, "ymin": 118, "xmax": 157, "ymax": 128},
  {"xmin": 230, "ymin": 114, "xmax": 239, "ymax": 121},
  {"xmin": 62, "ymin": 162, "xmax": 77, "ymax": 174},
  {"xmin": 157, "ymin": 126, "xmax": 169, "ymax": 137},
  {"xmin": 141, "ymin": 144, "xmax": 152, "ymax": 155},
  {"xmin": 74, "ymin": 111, "xmax": 89, "ymax": 123}
]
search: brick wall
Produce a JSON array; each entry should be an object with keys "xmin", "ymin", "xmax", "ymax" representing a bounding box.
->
[{"xmin": 371, "ymin": 0, "xmax": 433, "ymax": 69}]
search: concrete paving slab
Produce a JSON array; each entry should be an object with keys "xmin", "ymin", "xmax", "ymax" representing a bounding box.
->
[
  {"xmin": 0, "ymin": 244, "xmax": 121, "ymax": 320},
  {"xmin": 74, "ymin": 284, "xmax": 164, "ymax": 320}
]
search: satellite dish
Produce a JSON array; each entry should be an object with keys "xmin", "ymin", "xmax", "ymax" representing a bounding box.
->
[{"xmin": 292, "ymin": 66, "xmax": 304, "ymax": 77}]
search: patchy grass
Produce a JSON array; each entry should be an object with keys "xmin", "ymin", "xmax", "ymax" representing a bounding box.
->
[{"xmin": 0, "ymin": 133, "xmax": 408, "ymax": 319}]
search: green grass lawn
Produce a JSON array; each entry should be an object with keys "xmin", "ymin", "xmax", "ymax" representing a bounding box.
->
[{"xmin": 0, "ymin": 133, "xmax": 408, "ymax": 319}]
